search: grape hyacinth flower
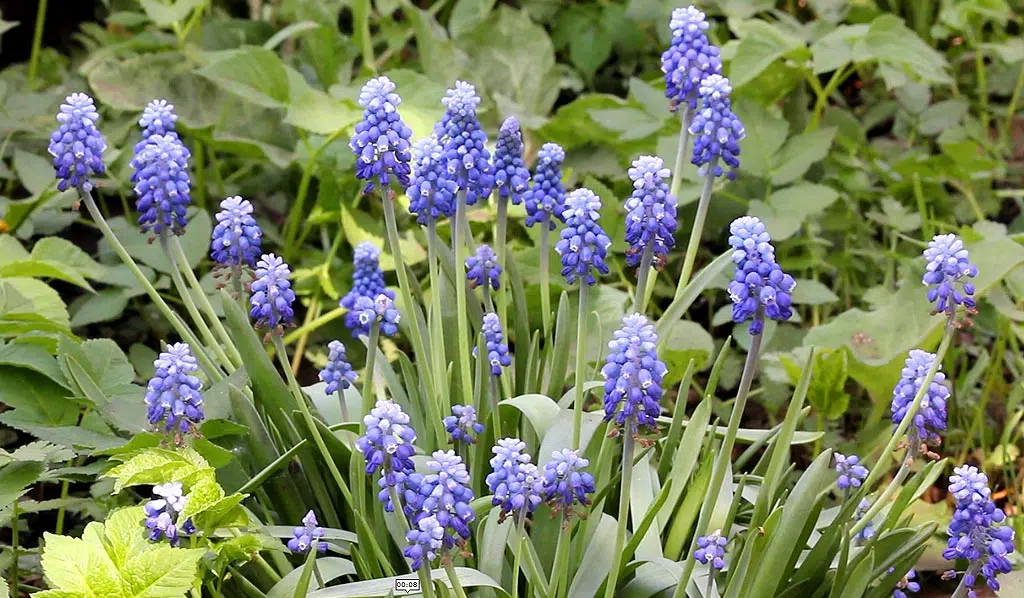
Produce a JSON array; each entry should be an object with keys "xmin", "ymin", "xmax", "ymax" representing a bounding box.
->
[
  {"xmin": 853, "ymin": 498, "xmax": 876, "ymax": 544},
  {"xmin": 443, "ymin": 404, "xmax": 485, "ymax": 444},
  {"xmin": 134, "ymin": 99, "xmax": 178, "ymax": 155},
  {"xmin": 690, "ymin": 74, "xmax": 745, "ymax": 178},
  {"xmin": 287, "ymin": 510, "xmax": 328, "ymax": 554},
  {"xmin": 408, "ymin": 136, "xmax": 456, "ymax": 223},
  {"xmin": 834, "ymin": 453, "xmax": 869, "ymax": 491},
  {"xmin": 625, "ymin": 156, "xmax": 678, "ymax": 268},
  {"xmin": 466, "ymin": 244, "xmax": 502, "ymax": 290},
  {"xmin": 48, "ymin": 92, "xmax": 107, "ymax": 192},
  {"xmin": 404, "ymin": 514, "xmax": 444, "ymax": 571},
  {"xmin": 891, "ymin": 349, "xmax": 949, "ymax": 447},
  {"xmin": 893, "ymin": 569, "xmax": 920, "ymax": 598},
  {"xmin": 143, "ymin": 482, "xmax": 195, "ymax": 545},
  {"xmin": 726, "ymin": 216, "xmax": 795, "ymax": 335},
  {"xmin": 319, "ymin": 340, "xmax": 357, "ymax": 395},
  {"xmin": 694, "ymin": 530, "xmax": 727, "ymax": 571},
  {"xmin": 943, "ymin": 465, "xmax": 1015, "ymax": 596},
  {"xmin": 144, "ymin": 342, "xmax": 204, "ymax": 437},
  {"xmin": 601, "ymin": 313, "xmax": 667, "ymax": 434},
  {"xmin": 132, "ymin": 134, "xmax": 192, "ymax": 235},
  {"xmin": 493, "ymin": 117, "xmax": 530, "ymax": 204},
  {"xmin": 210, "ymin": 196, "xmax": 262, "ymax": 268},
  {"xmin": 486, "ymin": 438, "xmax": 543, "ymax": 521},
  {"xmin": 250, "ymin": 253, "xmax": 296, "ymax": 329},
  {"xmin": 349, "ymin": 76, "xmax": 413, "ymax": 193},
  {"xmin": 922, "ymin": 234, "xmax": 978, "ymax": 324},
  {"xmin": 357, "ymin": 399, "xmax": 417, "ymax": 512},
  {"xmin": 351, "ymin": 294, "xmax": 400, "ymax": 338},
  {"xmin": 476, "ymin": 312, "xmax": 512, "ymax": 376},
  {"xmin": 405, "ymin": 450, "xmax": 476, "ymax": 551},
  {"xmin": 555, "ymin": 188, "xmax": 611, "ymax": 286},
  {"xmin": 660, "ymin": 6, "xmax": 722, "ymax": 111},
  {"xmin": 436, "ymin": 81, "xmax": 494, "ymax": 206},
  {"xmin": 523, "ymin": 143, "xmax": 567, "ymax": 229},
  {"xmin": 341, "ymin": 242, "xmax": 395, "ymax": 334},
  {"xmin": 541, "ymin": 449, "xmax": 596, "ymax": 514}
]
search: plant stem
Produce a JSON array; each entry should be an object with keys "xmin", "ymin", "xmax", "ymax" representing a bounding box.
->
[
  {"xmin": 860, "ymin": 326, "xmax": 955, "ymax": 491},
  {"xmin": 385, "ymin": 193, "xmax": 432, "ymax": 393},
  {"xmin": 808, "ymin": 65, "xmax": 850, "ymax": 131},
  {"xmin": 27, "ymin": 0, "xmax": 48, "ymax": 87},
  {"xmin": 540, "ymin": 223, "xmax": 552, "ymax": 338},
  {"xmin": 512, "ymin": 513, "xmax": 526, "ymax": 598},
  {"xmin": 668, "ymin": 106, "xmax": 692, "ymax": 199},
  {"xmin": 495, "ymin": 194, "xmax": 509, "ymax": 328},
  {"xmin": 974, "ymin": 43, "xmax": 990, "ymax": 136},
  {"xmin": 489, "ymin": 375, "xmax": 502, "ymax": 440},
  {"xmin": 353, "ymin": 0, "xmax": 376, "ymax": 72},
  {"xmin": 169, "ymin": 236, "xmax": 243, "ymax": 366},
  {"xmin": 951, "ymin": 562, "xmax": 982, "ymax": 598},
  {"xmin": 1000, "ymin": 63, "xmax": 1024, "ymax": 151},
  {"xmin": 313, "ymin": 561, "xmax": 325, "ymax": 589},
  {"xmin": 674, "ymin": 164, "xmax": 716, "ymax": 302},
  {"xmin": 427, "ymin": 219, "xmax": 449, "ymax": 407},
  {"xmin": 78, "ymin": 188, "xmax": 221, "ymax": 379},
  {"xmin": 283, "ymin": 307, "xmax": 346, "ymax": 344},
  {"xmin": 419, "ymin": 567, "xmax": 436, "ymax": 598},
  {"xmin": 672, "ymin": 308, "xmax": 765, "ymax": 598},
  {"xmin": 10, "ymin": 499, "xmax": 19, "ymax": 597},
  {"xmin": 231, "ymin": 264, "xmax": 247, "ymax": 313},
  {"xmin": 633, "ymin": 244, "xmax": 654, "ymax": 314},
  {"xmin": 361, "ymin": 323, "xmax": 381, "ymax": 425},
  {"xmin": 454, "ymin": 190, "xmax": 474, "ymax": 408},
  {"xmin": 849, "ymin": 442, "xmax": 920, "ymax": 539},
  {"xmin": 548, "ymin": 515, "xmax": 571, "ymax": 598},
  {"xmin": 604, "ymin": 428, "xmax": 636, "ymax": 598},
  {"xmin": 159, "ymin": 230, "xmax": 235, "ymax": 370},
  {"xmin": 443, "ymin": 560, "xmax": 469, "ymax": 598},
  {"xmin": 572, "ymin": 283, "xmax": 590, "ymax": 449}
]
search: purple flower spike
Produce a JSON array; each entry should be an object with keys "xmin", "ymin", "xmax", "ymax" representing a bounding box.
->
[
  {"xmin": 833, "ymin": 453, "xmax": 869, "ymax": 491},
  {"xmin": 350, "ymin": 76, "xmax": 413, "ymax": 193},
  {"xmin": 625, "ymin": 156, "xmax": 678, "ymax": 268},
  {"xmin": 601, "ymin": 313, "xmax": 667, "ymax": 434},
  {"xmin": 132, "ymin": 134, "xmax": 192, "ymax": 235},
  {"xmin": 555, "ymin": 188, "xmax": 611, "ymax": 286},
  {"xmin": 249, "ymin": 253, "xmax": 296, "ymax": 329},
  {"xmin": 144, "ymin": 342, "xmax": 204, "ymax": 436},
  {"xmin": 319, "ymin": 340, "xmax": 357, "ymax": 395},
  {"xmin": 210, "ymin": 196, "xmax": 262, "ymax": 267},
  {"xmin": 893, "ymin": 569, "xmax": 920, "ymax": 598},
  {"xmin": 356, "ymin": 399, "xmax": 418, "ymax": 513},
  {"xmin": 726, "ymin": 216, "xmax": 795, "ymax": 334},
  {"xmin": 404, "ymin": 450, "xmax": 476, "ymax": 553},
  {"xmin": 922, "ymin": 234, "xmax": 978, "ymax": 323},
  {"xmin": 443, "ymin": 404, "xmax": 485, "ymax": 444},
  {"xmin": 486, "ymin": 438, "xmax": 543, "ymax": 521},
  {"xmin": 476, "ymin": 312, "xmax": 511, "ymax": 376},
  {"xmin": 493, "ymin": 117, "xmax": 530, "ymax": 204},
  {"xmin": 143, "ymin": 482, "xmax": 195, "ymax": 546},
  {"xmin": 408, "ymin": 136, "xmax": 456, "ymax": 223},
  {"xmin": 49, "ymin": 92, "xmax": 107, "ymax": 192},
  {"xmin": 436, "ymin": 81, "xmax": 494, "ymax": 206},
  {"xmin": 135, "ymin": 99, "xmax": 178, "ymax": 155},
  {"xmin": 694, "ymin": 530, "xmax": 728, "ymax": 571},
  {"xmin": 661, "ymin": 7, "xmax": 722, "ymax": 111},
  {"xmin": 352, "ymin": 294, "xmax": 400, "ymax": 337},
  {"xmin": 404, "ymin": 514, "xmax": 444, "ymax": 571},
  {"xmin": 341, "ymin": 242, "xmax": 396, "ymax": 335},
  {"xmin": 524, "ymin": 143, "xmax": 567, "ymax": 230},
  {"xmin": 541, "ymin": 448, "xmax": 596, "ymax": 514},
  {"xmin": 466, "ymin": 244, "xmax": 502, "ymax": 290},
  {"xmin": 890, "ymin": 350, "xmax": 949, "ymax": 446},
  {"xmin": 943, "ymin": 465, "xmax": 1015, "ymax": 595},
  {"xmin": 689, "ymin": 74, "xmax": 745, "ymax": 179},
  {"xmin": 288, "ymin": 510, "xmax": 328, "ymax": 554}
]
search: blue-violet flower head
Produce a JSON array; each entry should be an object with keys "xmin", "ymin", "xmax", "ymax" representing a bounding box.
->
[
  {"xmin": 854, "ymin": 498, "xmax": 876, "ymax": 544},
  {"xmin": 523, "ymin": 143, "xmax": 566, "ymax": 230},
  {"xmin": 542, "ymin": 448, "xmax": 596, "ymax": 513},
  {"xmin": 625, "ymin": 155, "xmax": 678, "ymax": 268},
  {"xmin": 407, "ymin": 450, "xmax": 476, "ymax": 550},
  {"xmin": 436, "ymin": 81, "xmax": 493, "ymax": 206},
  {"xmin": 493, "ymin": 117, "xmax": 530, "ymax": 204},
  {"xmin": 694, "ymin": 530, "xmax": 728, "ymax": 571},
  {"xmin": 250, "ymin": 253, "xmax": 296, "ymax": 329},
  {"xmin": 834, "ymin": 453, "xmax": 869, "ymax": 491},
  {"xmin": 132, "ymin": 134, "xmax": 191, "ymax": 235},
  {"xmin": 689, "ymin": 74, "xmax": 745, "ymax": 178},
  {"xmin": 661, "ymin": 7, "xmax": 722, "ymax": 111},
  {"xmin": 357, "ymin": 399, "xmax": 417, "ymax": 512},
  {"xmin": 601, "ymin": 313, "xmax": 667, "ymax": 434},
  {"xmin": 444, "ymin": 404, "xmax": 485, "ymax": 444},
  {"xmin": 143, "ymin": 482, "xmax": 195, "ymax": 545},
  {"xmin": 350, "ymin": 76, "xmax": 413, "ymax": 193},
  {"xmin": 135, "ymin": 99, "xmax": 178, "ymax": 155},
  {"xmin": 288, "ymin": 510, "xmax": 328, "ymax": 554},
  {"xmin": 555, "ymin": 188, "xmax": 611, "ymax": 286},
  {"xmin": 726, "ymin": 216, "xmax": 795, "ymax": 334},
  {"xmin": 890, "ymin": 349, "xmax": 949, "ymax": 446},
  {"xmin": 466, "ymin": 244, "xmax": 502, "ymax": 290},
  {"xmin": 922, "ymin": 234, "xmax": 978, "ymax": 323},
  {"xmin": 408, "ymin": 136, "xmax": 456, "ymax": 223},
  {"xmin": 49, "ymin": 92, "xmax": 107, "ymax": 192},
  {"xmin": 319, "ymin": 340, "xmax": 357, "ymax": 395},
  {"xmin": 486, "ymin": 438, "xmax": 542, "ymax": 520},
  {"xmin": 404, "ymin": 514, "xmax": 444, "ymax": 571},
  {"xmin": 342, "ymin": 242, "xmax": 395, "ymax": 334},
  {"xmin": 144, "ymin": 342, "xmax": 204, "ymax": 436},
  {"xmin": 351, "ymin": 294, "xmax": 400, "ymax": 337},
  {"xmin": 476, "ymin": 312, "xmax": 512, "ymax": 376},
  {"xmin": 893, "ymin": 569, "xmax": 920, "ymax": 598},
  {"xmin": 943, "ymin": 465, "xmax": 1015, "ymax": 595},
  {"xmin": 210, "ymin": 196, "xmax": 262, "ymax": 267}
]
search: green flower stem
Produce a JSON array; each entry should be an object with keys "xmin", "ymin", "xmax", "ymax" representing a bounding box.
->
[
  {"xmin": 489, "ymin": 375, "xmax": 502, "ymax": 440},
  {"xmin": 632, "ymin": 244, "xmax": 654, "ymax": 314},
  {"xmin": 78, "ymin": 188, "xmax": 222, "ymax": 379},
  {"xmin": 27, "ymin": 0, "xmax": 48, "ymax": 86},
  {"xmin": 495, "ymin": 194, "xmax": 510, "ymax": 327},
  {"xmin": 850, "ymin": 326, "xmax": 955, "ymax": 537},
  {"xmin": 482, "ymin": 284, "xmax": 495, "ymax": 314},
  {"xmin": 454, "ymin": 190, "xmax": 475, "ymax": 408},
  {"xmin": 512, "ymin": 513, "xmax": 527, "ymax": 598},
  {"xmin": 548, "ymin": 515, "xmax": 572, "ymax": 598},
  {"xmin": 361, "ymin": 322, "xmax": 381, "ymax": 427},
  {"xmin": 168, "ymin": 236, "xmax": 244, "ymax": 367},
  {"xmin": 313, "ymin": 561, "xmax": 325, "ymax": 589},
  {"xmin": 572, "ymin": 283, "xmax": 590, "ymax": 449},
  {"xmin": 419, "ymin": 567, "xmax": 436, "ymax": 598},
  {"xmin": 952, "ymin": 562, "xmax": 983, "ymax": 598},
  {"xmin": 850, "ymin": 443, "xmax": 920, "ymax": 539},
  {"xmin": 383, "ymin": 195, "xmax": 433, "ymax": 381},
  {"xmin": 283, "ymin": 307, "xmax": 346, "ymax": 344},
  {"xmin": 10, "ymin": 499, "xmax": 18, "ymax": 596},
  {"xmin": 1000, "ymin": 63, "xmax": 1024, "ymax": 150},
  {"xmin": 443, "ymin": 560, "xmax": 469, "ymax": 598},
  {"xmin": 668, "ymin": 105, "xmax": 692, "ymax": 199},
  {"xmin": 539, "ymin": 223, "xmax": 553, "ymax": 338},
  {"xmin": 603, "ymin": 427, "xmax": 636, "ymax": 598},
  {"xmin": 159, "ymin": 230, "xmax": 235, "ymax": 370},
  {"xmin": 231, "ymin": 264, "xmax": 247, "ymax": 314},
  {"xmin": 672, "ymin": 308, "xmax": 765, "ymax": 598},
  {"xmin": 427, "ymin": 220, "xmax": 450, "ymax": 418}
]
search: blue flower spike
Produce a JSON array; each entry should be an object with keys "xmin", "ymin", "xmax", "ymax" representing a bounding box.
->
[
  {"xmin": 249, "ymin": 253, "xmax": 297, "ymax": 330},
  {"xmin": 357, "ymin": 399, "xmax": 417, "ymax": 512},
  {"xmin": 436, "ymin": 81, "xmax": 494, "ymax": 206},
  {"xmin": 444, "ymin": 404, "xmax": 485, "ymax": 444},
  {"xmin": 524, "ymin": 143, "xmax": 567, "ymax": 230},
  {"xmin": 922, "ymin": 233, "xmax": 979, "ymax": 326},
  {"xmin": 555, "ymin": 188, "xmax": 611, "ymax": 286},
  {"xmin": 49, "ymin": 92, "xmax": 107, "ymax": 193},
  {"xmin": 726, "ymin": 216, "xmax": 795, "ymax": 334},
  {"xmin": 890, "ymin": 349, "xmax": 949, "ymax": 451},
  {"xmin": 833, "ymin": 453, "xmax": 869, "ymax": 491},
  {"xmin": 135, "ymin": 99, "xmax": 178, "ymax": 154},
  {"xmin": 690, "ymin": 74, "xmax": 745, "ymax": 179},
  {"xmin": 210, "ymin": 196, "xmax": 262, "ymax": 269},
  {"xmin": 601, "ymin": 313, "xmax": 667, "ymax": 436},
  {"xmin": 486, "ymin": 438, "xmax": 543, "ymax": 522},
  {"xmin": 942, "ymin": 465, "xmax": 1015, "ymax": 596},
  {"xmin": 625, "ymin": 155, "xmax": 678, "ymax": 269},
  {"xmin": 132, "ymin": 133, "xmax": 192, "ymax": 235},
  {"xmin": 350, "ymin": 76, "xmax": 413, "ymax": 194},
  {"xmin": 892, "ymin": 569, "xmax": 920, "ymax": 598},
  {"xmin": 476, "ymin": 312, "xmax": 512, "ymax": 376},
  {"xmin": 342, "ymin": 242, "xmax": 396, "ymax": 336},
  {"xmin": 493, "ymin": 117, "xmax": 530, "ymax": 205},
  {"xmin": 403, "ymin": 450, "xmax": 476, "ymax": 564},
  {"xmin": 661, "ymin": 6, "xmax": 722, "ymax": 112},
  {"xmin": 144, "ymin": 342, "xmax": 204, "ymax": 440},
  {"xmin": 143, "ymin": 482, "xmax": 195, "ymax": 546},
  {"xmin": 466, "ymin": 244, "xmax": 503, "ymax": 290},
  {"xmin": 319, "ymin": 340, "xmax": 357, "ymax": 395},
  {"xmin": 541, "ymin": 448, "xmax": 596, "ymax": 518},
  {"xmin": 352, "ymin": 294, "xmax": 400, "ymax": 338},
  {"xmin": 288, "ymin": 510, "xmax": 328, "ymax": 554},
  {"xmin": 694, "ymin": 530, "xmax": 728, "ymax": 571},
  {"xmin": 408, "ymin": 136, "xmax": 456, "ymax": 223}
]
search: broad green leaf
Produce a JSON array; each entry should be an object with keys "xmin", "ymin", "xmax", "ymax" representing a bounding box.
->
[
  {"xmin": 538, "ymin": 409, "xmax": 604, "ymax": 466},
  {"xmin": 501, "ymin": 393, "xmax": 560, "ymax": 439},
  {"xmin": 40, "ymin": 532, "xmax": 119, "ymax": 596},
  {"xmin": 139, "ymin": 0, "xmax": 204, "ymax": 27},
  {"xmin": 4, "ymin": 441, "xmax": 75, "ymax": 464},
  {"xmin": 916, "ymin": 99, "xmax": 968, "ymax": 135},
  {"xmin": 853, "ymin": 15, "xmax": 951, "ymax": 88},
  {"xmin": 567, "ymin": 513, "xmax": 616, "ymax": 597},
  {"xmin": 0, "ymin": 277, "xmax": 71, "ymax": 331},
  {"xmin": 60, "ymin": 337, "xmax": 135, "ymax": 397},
  {"xmin": 99, "ymin": 210, "xmax": 213, "ymax": 274},
  {"xmin": 730, "ymin": 20, "xmax": 805, "ymax": 88},
  {"xmin": 749, "ymin": 184, "xmax": 839, "ymax": 241},
  {"xmin": 308, "ymin": 567, "xmax": 508, "ymax": 597},
  {"xmin": 70, "ymin": 289, "xmax": 130, "ymax": 327},
  {"xmin": 0, "ymin": 341, "xmax": 68, "ymax": 387},
  {"xmin": 122, "ymin": 545, "xmax": 203, "ymax": 598},
  {"xmin": 179, "ymin": 478, "xmax": 225, "ymax": 521},
  {"xmin": 770, "ymin": 127, "xmax": 837, "ymax": 185},
  {"xmin": 268, "ymin": 557, "xmax": 355, "ymax": 598},
  {"xmin": 0, "ymin": 411, "xmax": 124, "ymax": 451},
  {"xmin": 0, "ymin": 259, "xmax": 92, "ymax": 291},
  {"xmin": 809, "ymin": 24, "xmax": 869, "ymax": 74},
  {"xmin": 198, "ymin": 46, "xmax": 291, "ymax": 109},
  {"xmin": 449, "ymin": 0, "xmax": 496, "ymax": 38},
  {"xmin": 340, "ymin": 202, "xmax": 425, "ymax": 270},
  {"xmin": 107, "ymin": 447, "xmax": 214, "ymax": 493},
  {"xmin": 14, "ymin": 150, "xmax": 55, "ymax": 196},
  {"xmin": 0, "ymin": 366, "xmax": 75, "ymax": 425},
  {"xmin": 0, "ymin": 460, "xmax": 46, "ymax": 506},
  {"xmin": 31, "ymin": 237, "xmax": 106, "ymax": 280},
  {"xmin": 284, "ymin": 78, "xmax": 361, "ymax": 135},
  {"xmin": 661, "ymin": 320, "xmax": 714, "ymax": 387},
  {"xmin": 791, "ymin": 280, "xmax": 839, "ymax": 305}
]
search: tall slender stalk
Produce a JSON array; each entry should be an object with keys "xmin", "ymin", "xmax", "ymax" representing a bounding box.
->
[
  {"xmin": 668, "ymin": 106, "xmax": 692, "ymax": 200},
  {"xmin": 951, "ymin": 562, "xmax": 983, "ymax": 598},
  {"xmin": 27, "ymin": 0, "xmax": 49, "ymax": 87},
  {"xmin": 495, "ymin": 194, "xmax": 510, "ymax": 327},
  {"xmin": 604, "ymin": 427, "xmax": 636, "ymax": 598},
  {"xmin": 77, "ymin": 188, "xmax": 221, "ymax": 378},
  {"xmin": 454, "ymin": 190, "xmax": 474, "ymax": 407},
  {"xmin": 672, "ymin": 308, "xmax": 765, "ymax": 597},
  {"xmin": 489, "ymin": 375, "xmax": 502, "ymax": 440},
  {"xmin": 360, "ymin": 323, "xmax": 381, "ymax": 427},
  {"xmin": 427, "ymin": 220, "xmax": 449, "ymax": 400},
  {"xmin": 633, "ymin": 245, "xmax": 654, "ymax": 313},
  {"xmin": 539, "ymin": 223, "xmax": 552, "ymax": 337},
  {"xmin": 512, "ymin": 514, "xmax": 527, "ymax": 598},
  {"xmin": 443, "ymin": 560, "xmax": 469, "ymax": 598},
  {"xmin": 572, "ymin": 283, "xmax": 590, "ymax": 449},
  {"xmin": 548, "ymin": 515, "xmax": 571, "ymax": 598}
]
